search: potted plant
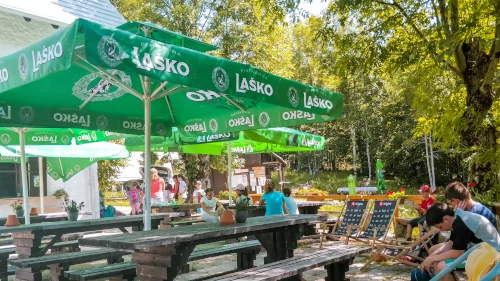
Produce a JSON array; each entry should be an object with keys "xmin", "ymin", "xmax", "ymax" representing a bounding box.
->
[
  {"xmin": 53, "ymin": 189, "xmax": 69, "ymax": 201},
  {"xmin": 387, "ymin": 187, "xmax": 406, "ymax": 204},
  {"xmin": 234, "ymin": 197, "xmax": 251, "ymax": 223},
  {"xmin": 10, "ymin": 200, "xmax": 23, "ymax": 217},
  {"xmin": 62, "ymin": 199, "xmax": 84, "ymax": 221}
]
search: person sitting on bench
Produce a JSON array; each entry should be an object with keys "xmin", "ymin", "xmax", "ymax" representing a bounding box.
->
[
  {"xmin": 235, "ymin": 184, "xmax": 253, "ymax": 206},
  {"xmin": 200, "ymin": 188, "xmax": 225, "ymax": 223},
  {"xmin": 411, "ymin": 203, "xmax": 500, "ymax": 281}
]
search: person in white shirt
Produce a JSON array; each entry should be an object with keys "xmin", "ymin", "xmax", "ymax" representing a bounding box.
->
[
  {"xmin": 235, "ymin": 184, "xmax": 253, "ymax": 206},
  {"xmin": 200, "ymin": 188, "xmax": 225, "ymax": 223},
  {"xmin": 192, "ymin": 180, "xmax": 205, "ymax": 203},
  {"xmin": 177, "ymin": 175, "xmax": 187, "ymax": 204}
]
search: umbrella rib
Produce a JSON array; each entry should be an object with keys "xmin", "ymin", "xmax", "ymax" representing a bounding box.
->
[
  {"xmin": 151, "ymin": 81, "xmax": 168, "ymax": 99},
  {"xmin": 152, "ymin": 85, "xmax": 185, "ymax": 101},
  {"xmin": 74, "ymin": 56, "xmax": 143, "ymax": 100},
  {"xmin": 220, "ymin": 93, "xmax": 246, "ymax": 111},
  {"xmin": 164, "ymin": 96, "xmax": 175, "ymax": 123}
]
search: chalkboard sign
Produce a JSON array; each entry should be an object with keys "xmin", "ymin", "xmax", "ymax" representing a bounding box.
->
[
  {"xmin": 335, "ymin": 200, "xmax": 368, "ymax": 236},
  {"xmin": 359, "ymin": 200, "xmax": 398, "ymax": 239}
]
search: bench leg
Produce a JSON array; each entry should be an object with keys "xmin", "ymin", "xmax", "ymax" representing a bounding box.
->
[
  {"xmin": 237, "ymin": 250, "xmax": 257, "ymax": 270},
  {"xmin": 49, "ymin": 263, "xmax": 69, "ymax": 281},
  {"xmin": 15, "ymin": 267, "xmax": 43, "ymax": 281},
  {"xmin": 325, "ymin": 259, "xmax": 352, "ymax": 281}
]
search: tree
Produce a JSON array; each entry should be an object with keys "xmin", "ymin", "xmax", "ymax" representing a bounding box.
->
[{"xmin": 318, "ymin": 0, "xmax": 500, "ymax": 194}]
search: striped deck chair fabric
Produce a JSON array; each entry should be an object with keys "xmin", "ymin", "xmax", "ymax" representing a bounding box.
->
[
  {"xmin": 362, "ymin": 228, "xmax": 440, "ymax": 270},
  {"xmin": 348, "ymin": 200, "xmax": 399, "ymax": 246},
  {"xmin": 319, "ymin": 200, "xmax": 369, "ymax": 248}
]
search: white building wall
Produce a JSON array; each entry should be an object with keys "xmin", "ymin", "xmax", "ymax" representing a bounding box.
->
[{"xmin": 47, "ymin": 163, "xmax": 99, "ymax": 218}]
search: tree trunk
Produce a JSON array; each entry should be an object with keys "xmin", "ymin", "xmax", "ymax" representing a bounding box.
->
[
  {"xmin": 459, "ymin": 40, "xmax": 499, "ymax": 195},
  {"xmin": 365, "ymin": 120, "xmax": 372, "ymax": 180},
  {"xmin": 424, "ymin": 133, "xmax": 433, "ymax": 188},
  {"xmin": 429, "ymin": 132, "xmax": 436, "ymax": 190},
  {"xmin": 351, "ymin": 127, "xmax": 357, "ymax": 175}
]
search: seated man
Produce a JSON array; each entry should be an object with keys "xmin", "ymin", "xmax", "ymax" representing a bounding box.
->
[
  {"xmin": 445, "ymin": 181, "xmax": 498, "ymax": 229},
  {"xmin": 410, "ymin": 203, "xmax": 500, "ymax": 281}
]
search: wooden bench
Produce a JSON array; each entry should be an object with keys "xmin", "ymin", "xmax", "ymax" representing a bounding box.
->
[
  {"xmin": 63, "ymin": 240, "xmax": 262, "ymax": 281},
  {"xmin": 453, "ymin": 270, "xmax": 467, "ymax": 281},
  {"xmin": 64, "ymin": 262, "xmax": 136, "ymax": 281},
  {"xmin": 0, "ymin": 240, "xmax": 80, "ymax": 280},
  {"xmin": 204, "ymin": 245, "xmax": 370, "ymax": 281},
  {"xmin": 9, "ymin": 249, "xmax": 128, "ymax": 281}
]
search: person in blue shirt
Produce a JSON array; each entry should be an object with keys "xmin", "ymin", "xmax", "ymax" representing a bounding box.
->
[
  {"xmin": 283, "ymin": 187, "xmax": 299, "ymax": 215},
  {"xmin": 260, "ymin": 179, "xmax": 288, "ymax": 216},
  {"xmin": 445, "ymin": 182, "xmax": 497, "ymax": 229}
]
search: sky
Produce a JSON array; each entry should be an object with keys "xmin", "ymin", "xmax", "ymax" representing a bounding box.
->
[{"xmin": 299, "ymin": 0, "xmax": 329, "ymax": 16}]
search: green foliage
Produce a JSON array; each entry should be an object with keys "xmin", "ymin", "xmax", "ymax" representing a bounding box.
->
[
  {"xmin": 10, "ymin": 199, "xmax": 23, "ymax": 211},
  {"xmin": 279, "ymin": 171, "xmax": 421, "ymax": 195},
  {"xmin": 62, "ymin": 199, "xmax": 85, "ymax": 212},
  {"xmin": 218, "ymin": 190, "xmax": 237, "ymax": 201},
  {"xmin": 53, "ymin": 189, "xmax": 69, "ymax": 200},
  {"xmin": 235, "ymin": 196, "xmax": 251, "ymax": 211},
  {"xmin": 296, "ymin": 188, "xmax": 326, "ymax": 195},
  {"xmin": 97, "ymin": 159, "xmax": 129, "ymax": 192}
]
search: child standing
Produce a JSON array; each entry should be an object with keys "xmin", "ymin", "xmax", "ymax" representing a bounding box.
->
[{"xmin": 127, "ymin": 181, "xmax": 143, "ymax": 215}]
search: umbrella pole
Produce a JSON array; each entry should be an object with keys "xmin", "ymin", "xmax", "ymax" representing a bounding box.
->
[
  {"xmin": 19, "ymin": 130, "xmax": 30, "ymax": 224},
  {"xmin": 38, "ymin": 157, "xmax": 45, "ymax": 213},
  {"xmin": 143, "ymin": 87, "xmax": 152, "ymax": 231},
  {"xmin": 227, "ymin": 142, "xmax": 232, "ymax": 206}
]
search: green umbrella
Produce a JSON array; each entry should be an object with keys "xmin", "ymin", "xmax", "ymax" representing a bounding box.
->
[
  {"xmin": 125, "ymin": 127, "xmax": 325, "ymax": 205},
  {"xmin": 376, "ymin": 159, "xmax": 387, "ymax": 194},
  {"xmin": 0, "ymin": 19, "xmax": 343, "ymax": 229},
  {"xmin": 0, "ymin": 142, "xmax": 129, "ymax": 182},
  {"xmin": 0, "ymin": 127, "xmax": 128, "ymax": 145},
  {"xmin": 125, "ymin": 127, "xmax": 325, "ymax": 155}
]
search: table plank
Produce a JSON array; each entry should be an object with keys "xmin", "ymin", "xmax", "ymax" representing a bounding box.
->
[
  {"xmin": 79, "ymin": 214, "xmax": 324, "ymax": 251},
  {"xmin": 0, "ymin": 213, "xmax": 180, "ymax": 234}
]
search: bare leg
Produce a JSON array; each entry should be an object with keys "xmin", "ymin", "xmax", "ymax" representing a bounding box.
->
[
  {"xmin": 434, "ymin": 261, "xmax": 455, "ymax": 281},
  {"xmin": 406, "ymin": 224, "xmax": 413, "ymax": 240},
  {"xmin": 429, "ymin": 243, "xmax": 445, "ymax": 255}
]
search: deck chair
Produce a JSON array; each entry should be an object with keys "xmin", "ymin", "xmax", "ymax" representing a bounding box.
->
[
  {"xmin": 430, "ymin": 242, "xmax": 500, "ymax": 281},
  {"xmin": 361, "ymin": 227, "xmax": 440, "ymax": 270},
  {"xmin": 319, "ymin": 199, "xmax": 370, "ymax": 248},
  {"xmin": 347, "ymin": 199, "xmax": 400, "ymax": 247}
]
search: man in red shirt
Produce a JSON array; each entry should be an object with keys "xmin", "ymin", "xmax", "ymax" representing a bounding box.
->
[{"xmin": 406, "ymin": 185, "xmax": 436, "ymax": 241}]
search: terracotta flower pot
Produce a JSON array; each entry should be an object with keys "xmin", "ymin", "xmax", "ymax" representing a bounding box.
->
[
  {"xmin": 30, "ymin": 208, "xmax": 39, "ymax": 216},
  {"xmin": 219, "ymin": 210, "xmax": 235, "ymax": 225},
  {"xmin": 5, "ymin": 215, "xmax": 20, "ymax": 227}
]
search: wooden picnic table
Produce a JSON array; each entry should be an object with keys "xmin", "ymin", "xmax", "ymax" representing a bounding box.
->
[
  {"xmin": 151, "ymin": 203, "xmax": 199, "ymax": 215},
  {"xmin": 222, "ymin": 201, "xmax": 327, "ymax": 235},
  {"xmin": 0, "ymin": 212, "xmax": 180, "ymax": 259},
  {"xmin": 79, "ymin": 214, "xmax": 324, "ymax": 281}
]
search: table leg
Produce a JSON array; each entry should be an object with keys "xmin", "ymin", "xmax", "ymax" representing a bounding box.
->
[
  {"xmin": 256, "ymin": 225, "xmax": 301, "ymax": 264},
  {"xmin": 324, "ymin": 258, "xmax": 353, "ymax": 281},
  {"xmin": 0, "ymin": 253, "xmax": 9, "ymax": 281},
  {"xmin": 13, "ymin": 232, "xmax": 43, "ymax": 259},
  {"xmin": 132, "ymin": 242, "xmax": 195, "ymax": 281}
]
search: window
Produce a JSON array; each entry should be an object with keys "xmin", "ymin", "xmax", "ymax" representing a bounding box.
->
[{"xmin": 0, "ymin": 158, "xmax": 46, "ymax": 198}]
